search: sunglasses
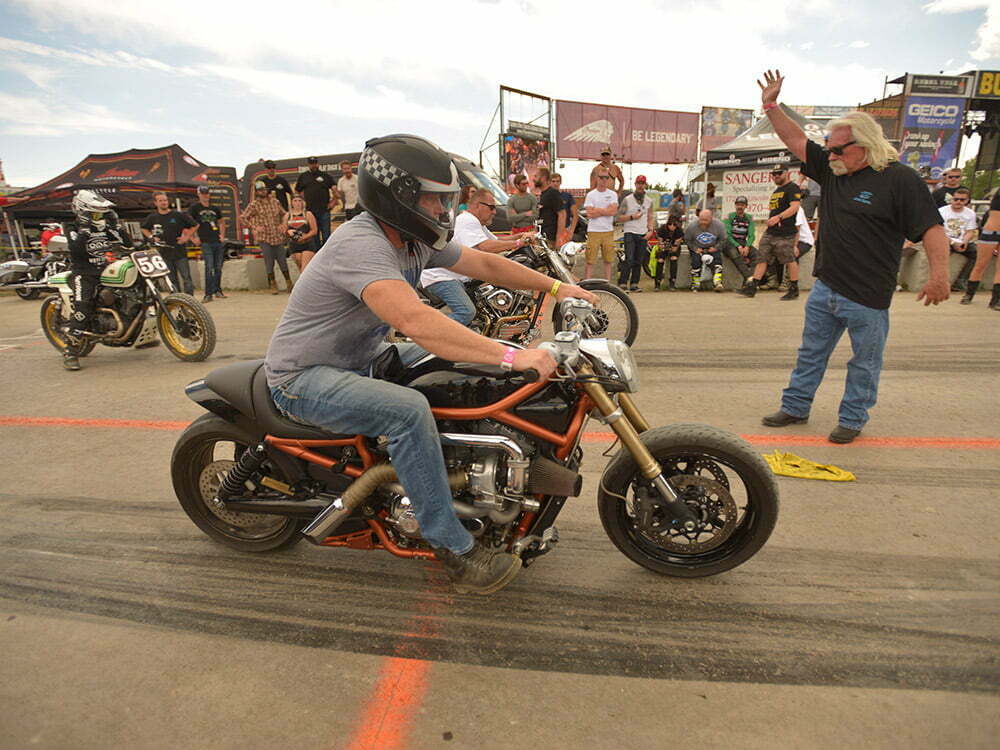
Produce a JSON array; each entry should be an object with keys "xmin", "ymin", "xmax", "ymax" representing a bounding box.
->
[
  {"xmin": 952, "ymin": 198, "xmax": 968, "ymax": 203},
  {"xmin": 827, "ymin": 140, "xmax": 857, "ymax": 156},
  {"xmin": 598, "ymin": 175, "xmax": 611, "ymax": 179},
  {"xmin": 945, "ymin": 174, "xmax": 962, "ymax": 179},
  {"xmin": 479, "ymin": 203, "xmax": 497, "ymax": 211}
]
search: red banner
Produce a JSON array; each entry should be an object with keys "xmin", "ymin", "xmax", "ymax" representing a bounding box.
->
[{"xmin": 556, "ymin": 100, "xmax": 699, "ymax": 164}]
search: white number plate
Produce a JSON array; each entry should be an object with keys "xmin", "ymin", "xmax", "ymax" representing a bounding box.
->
[{"xmin": 133, "ymin": 251, "xmax": 170, "ymax": 277}]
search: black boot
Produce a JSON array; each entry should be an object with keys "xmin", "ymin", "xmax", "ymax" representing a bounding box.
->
[
  {"xmin": 990, "ymin": 284, "xmax": 1000, "ymax": 311},
  {"xmin": 738, "ymin": 279, "xmax": 758, "ymax": 298},
  {"xmin": 780, "ymin": 280, "xmax": 799, "ymax": 300},
  {"xmin": 433, "ymin": 543, "xmax": 522, "ymax": 595},
  {"xmin": 960, "ymin": 280, "xmax": 979, "ymax": 305},
  {"xmin": 62, "ymin": 352, "xmax": 81, "ymax": 371}
]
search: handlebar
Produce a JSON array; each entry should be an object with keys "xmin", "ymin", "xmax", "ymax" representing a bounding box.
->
[{"xmin": 518, "ymin": 368, "xmax": 540, "ymax": 383}]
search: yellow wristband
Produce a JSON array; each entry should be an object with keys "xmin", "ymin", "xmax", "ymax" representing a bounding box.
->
[{"xmin": 549, "ymin": 280, "xmax": 561, "ymax": 297}]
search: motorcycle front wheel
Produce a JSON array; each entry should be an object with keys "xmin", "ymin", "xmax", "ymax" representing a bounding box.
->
[
  {"xmin": 598, "ymin": 424, "xmax": 778, "ymax": 578},
  {"xmin": 552, "ymin": 279, "xmax": 638, "ymax": 345},
  {"xmin": 157, "ymin": 293, "xmax": 217, "ymax": 362},
  {"xmin": 171, "ymin": 414, "xmax": 303, "ymax": 552},
  {"xmin": 16, "ymin": 287, "xmax": 40, "ymax": 300},
  {"xmin": 39, "ymin": 295, "xmax": 96, "ymax": 357}
]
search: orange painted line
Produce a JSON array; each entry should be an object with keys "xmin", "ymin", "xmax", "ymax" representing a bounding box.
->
[
  {"xmin": 2, "ymin": 416, "xmax": 998, "ymax": 449},
  {"xmin": 345, "ymin": 657, "xmax": 431, "ymax": 750}
]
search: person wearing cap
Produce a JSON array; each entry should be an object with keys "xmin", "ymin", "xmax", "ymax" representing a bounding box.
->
[
  {"xmin": 259, "ymin": 160, "xmax": 292, "ymax": 211},
  {"xmin": 243, "ymin": 181, "xmax": 294, "ymax": 294},
  {"xmin": 295, "ymin": 157, "xmax": 335, "ymax": 250},
  {"xmin": 589, "ymin": 148, "xmax": 624, "ymax": 192},
  {"xmin": 615, "ymin": 175, "xmax": 656, "ymax": 292},
  {"xmin": 189, "ymin": 185, "xmax": 228, "ymax": 302},
  {"xmin": 739, "ymin": 165, "xmax": 802, "ymax": 300},
  {"xmin": 722, "ymin": 196, "xmax": 758, "ymax": 287}
]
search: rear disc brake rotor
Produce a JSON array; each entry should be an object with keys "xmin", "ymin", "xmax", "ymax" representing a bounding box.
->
[
  {"xmin": 640, "ymin": 474, "xmax": 738, "ymax": 553},
  {"xmin": 198, "ymin": 459, "xmax": 281, "ymax": 528}
]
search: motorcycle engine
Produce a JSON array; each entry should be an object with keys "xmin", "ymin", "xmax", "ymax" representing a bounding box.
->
[{"xmin": 474, "ymin": 284, "xmax": 533, "ymax": 317}]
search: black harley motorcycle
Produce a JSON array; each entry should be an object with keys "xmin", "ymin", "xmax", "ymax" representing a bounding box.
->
[
  {"xmin": 171, "ymin": 299, "xmax": 778, "ymax": 580},
  {"xmin": 0, "ymin": 235, "xmax": 70, "ymax": 300}
]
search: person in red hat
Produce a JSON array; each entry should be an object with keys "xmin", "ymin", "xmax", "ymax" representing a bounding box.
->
[{"xmin": 615, "ymin": 175, "xmax": 656, "ymax": 292}]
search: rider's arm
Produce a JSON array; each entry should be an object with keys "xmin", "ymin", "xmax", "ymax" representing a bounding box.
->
[{"xmin": 362, "ymin": 280, "xmax": 555, "ymax": 375}]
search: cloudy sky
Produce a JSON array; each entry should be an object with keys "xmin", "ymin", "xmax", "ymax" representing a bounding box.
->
[{"xmin": 1, "ymin": 0, "xmax": 998, "ymax": 191}]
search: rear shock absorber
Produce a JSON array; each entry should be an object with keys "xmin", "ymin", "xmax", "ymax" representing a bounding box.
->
[{"xmin": 216, "ymin": 444, "xmax": 267, "ymax": 501}]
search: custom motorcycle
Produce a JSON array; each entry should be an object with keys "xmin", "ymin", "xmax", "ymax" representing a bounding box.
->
[
  {"xmin": 400, "ymin": 235, "xmax": 638, "ymax": 347},
  {"xmin": 0, "ymin": 235, "xmax": 70, "ymax": 300},
  {"xmin": 39, "ymin": 240, "xmax": 216, "ymax": 362},
  {"xmin": 171, "ymin": 299, "xmax": 777, "ymax": 579}
]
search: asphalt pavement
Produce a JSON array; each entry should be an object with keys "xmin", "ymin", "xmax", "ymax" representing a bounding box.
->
[{"xmin": 1, "ymin": 281, "xmax": 998, "ymax": 749}]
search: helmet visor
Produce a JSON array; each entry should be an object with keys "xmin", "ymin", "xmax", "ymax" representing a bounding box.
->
[{"xmin": 414, "ymin": 189, "xmax": 458, "ymax": 226}]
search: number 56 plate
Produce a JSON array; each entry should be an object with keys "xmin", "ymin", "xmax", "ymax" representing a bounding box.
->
[{"xmin": 132, "ymin": 250, "xmax": 170, "ymax": 277}]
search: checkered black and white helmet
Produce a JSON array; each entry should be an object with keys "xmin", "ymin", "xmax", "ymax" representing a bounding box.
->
[{"xmin": 358, "ymin": 134, "xmax": 460, "ymax": 250}]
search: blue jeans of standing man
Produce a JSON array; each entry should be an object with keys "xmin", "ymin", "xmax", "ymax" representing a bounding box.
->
[
  {"xmin": 269, "ymin": 343, "xmax": 475, "ymax": 555},
  {"xmin": 163, "ymin": 247, "xmax": 194, "ymax": 294},
  {"xmin": 426, "ymin": 279, "xmax": 476, "ymax": 326},
  {"xmin": 314, "ymin": 210, "xmax": 332, "ymax": 251},
  {"xmin": 201, "ymin": 242, "xmax": 224, "ymax": 296},
  {"xmin": 780, "ymin": 278, "xmax": 890, "ymax": 431},
  {"xmin": 617, "ymin": 232, "xmax": 647, "ymax": 287}
]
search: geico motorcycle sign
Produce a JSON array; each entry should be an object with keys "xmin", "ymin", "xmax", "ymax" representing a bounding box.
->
[{"xmin": 899, "ymin": 96, "xmax": 966, "ymax": 179}]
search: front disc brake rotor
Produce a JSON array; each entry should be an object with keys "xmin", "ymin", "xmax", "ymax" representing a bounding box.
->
[
  {"xmin": 641, "ymin": 474, "xmax": 738, "ymax": 553},
  {"xmin": 661, "ymin": 455, "xmax": 730, "ymax": 489},
  {"xmin": 199, "ymin": 459, "xmax": 281, "ymax": 528}
]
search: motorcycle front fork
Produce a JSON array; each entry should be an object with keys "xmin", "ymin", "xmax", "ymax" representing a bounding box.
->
[{"xmin": 581, "ymin": 372, "xmax": 698, "ymax": 530}]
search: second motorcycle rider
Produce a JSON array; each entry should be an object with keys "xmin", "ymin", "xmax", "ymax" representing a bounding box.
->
[{"xmin": 265, "ymin": 134, "xmax": 598, "ymax": 594}]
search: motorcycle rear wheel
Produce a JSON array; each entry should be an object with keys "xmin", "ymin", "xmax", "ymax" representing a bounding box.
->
[
  {"xmin": 598, "ymin": 424, "xmax": 778, "ymax": 578},
  {"xmin": 16, "ymin": 287, "xmax": 40, "ymax": 300},
  {"xmin": 171, "ymin": 414, "xmax": 303, "ymax": 552},
  {"xmin": 552, "ymin": 279, "xmax": 638, "ymax": 345},
  {"xmin": 158, "ymin": 293, "xmax": 217, "ymax": 362},
  {"xmin": 39, "ymin": 295, "xmax": 96, "ymax": 357}
]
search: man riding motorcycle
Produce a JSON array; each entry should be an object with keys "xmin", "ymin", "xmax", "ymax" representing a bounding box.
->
[
  {"xmin": 265, "ymin": 134, "xmax": 598, "ymax": 594},
  {"xmin": 63, "ymin": 190, "xmax": 128, "ymax": 371}
]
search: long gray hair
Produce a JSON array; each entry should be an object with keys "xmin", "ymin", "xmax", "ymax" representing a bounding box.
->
[{"xmin": 828, "ymin": 111, "xmax": 898, "ymax": 172}]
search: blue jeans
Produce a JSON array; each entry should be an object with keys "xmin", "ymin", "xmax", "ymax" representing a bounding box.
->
[
  {"xmin": 269, "ymin": 343, "xmax": 475, "ymax": 555},
  {"xmin": 201, "ymin": 242, "xmax": 224, "ymax": 295},
  {"xmin": 617, "ymin": 232, "xmax": 647, "ymax": 286},
  {"xmin": 163, "ymin": 248, "xmax": 194, "ymax": 295},
  {"xmin": 427, "ymin": 279, "xmax": 475, "ymax": 325},
  {"xmin": 781, "ymin": 279, "xmax": 890, "ymax": 430},
  {"xmin": 314, "ymin": 211, "xmax": 332, "ymax": 250}
]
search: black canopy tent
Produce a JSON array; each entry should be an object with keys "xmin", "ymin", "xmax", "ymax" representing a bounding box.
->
[
  {"xmin": 705, "ymin": 105, "xmax": 826, "ymax": 170},
  {"xmin": 4, "ymin": 144, "xmax": 240, "ymax": 250}
]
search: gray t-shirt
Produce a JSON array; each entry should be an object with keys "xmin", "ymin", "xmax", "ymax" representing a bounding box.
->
[
  {"xmin": 684, "ymin": 218, "xmax": 730, "ymax": 252},
  {"xmin": 265, "ymin": 212, "xmax": 461, "ymax": 386}
]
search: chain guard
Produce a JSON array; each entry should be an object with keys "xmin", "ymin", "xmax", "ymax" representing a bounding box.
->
[{"xmin": 637, "ymin": 474, "xmax": 738, "ymax": 553}]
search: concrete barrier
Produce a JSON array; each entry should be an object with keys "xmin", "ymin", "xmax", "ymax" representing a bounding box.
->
[
  {"xmin": 897, "ymin": 246, "xmax": 997, "ymax": 292},
  {"xmin": 188, "ymin": 257, "xmax": 302, "ymax": 292}
]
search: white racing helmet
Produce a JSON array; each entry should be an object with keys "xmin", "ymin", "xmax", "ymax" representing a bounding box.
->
[{"xmin": 71, "ymin": 190, "xmax": 115, "ymax": 231}]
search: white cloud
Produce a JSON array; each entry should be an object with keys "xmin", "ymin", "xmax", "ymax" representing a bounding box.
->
[
  {"xmin": 800, "ymin": 41, "xmax": 815, "ymax": 50},
  {"xmin": 923, "ymin": 0, "xmax": 1000, "ymax": 61},
  {"xmin": 0, "ymin": 36, "xmax": 197, "ymax": 76},
  {"xmin": 848, "ymin": 40, "xmax": 870, "ymax": 48},
  {"xmin": 0, "ymin": 92, "xmax": 149, "ymax": 135}
]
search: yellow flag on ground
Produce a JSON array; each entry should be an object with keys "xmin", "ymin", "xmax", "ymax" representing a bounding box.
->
[{"xmin": 763, "ymin": 451, "xmax": 856, "ymax": 481}]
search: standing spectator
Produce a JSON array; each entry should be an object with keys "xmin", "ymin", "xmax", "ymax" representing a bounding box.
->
[
  {"xmin": 243, "ymin": 181, "xmax": 293, "ymax": 294},
  {"xmin": 259, "ymin": 160, "xmax": 292, "ymax": 211},
  {"xmin": 755, "ymin": 70, "xmax": 949, "ymax": 444},
  {"xmin": 282, "ymin": 195, "xmax": 318, "ymax": 273},
  {"xmin": 696, "ymin": 183, "xmax": 721, "ymax": 214},
  {"xmin": 583, "ymin": 168, "xmax": 620, "ymax": 280},
  {"xmin": 535, "ymin": 167, "xmax": 565, "ymax": 245},
  {"xmin": 654, "ymin": 217, "xmax": 684, "ymax": 291},
  {"xmin": 456, "ymin": 185, "xmax": 475, "ymax": 213},
  {"xmin": 798, "ymin": 172, "xmax": 821, "ymax": 219},
  {"xmin": 337, "ymin": 160, "xmax": 361, "ymax": 220},
  {"xmin": 683, "ymin": 210, "xmax": 730, "ymax": 292},
  {"xmin": 776, "ymin": 206, "xmax": 817, "ymax": 291},
  {"xmin": 420, "ymin": 188, "xmax": 532, "ymax": 325},
  {"xmin": 589, "ymin": 148, "xmax": 625, "ymax": 191},
  {"xmin": 141, "ymin": 191, "xmax": 197, "ymax": 294},
  {"xmin": 507, "ymin": 174, "xmax": 538, "ymax": 234},
  {"xmin": 616, "ymin": 175, "xmax": 655, "ymax": 292},
  {"xmin": 738, "ymin": 166, "xmax": 802, "ymax": 300},
  {"xmin": 961, "ymin": 187, "xmax": 1000, "ymax": 308},
  {"xmin": 931, "ymin": 168, "xmax": 968, "ymax": 208},
  {"xmin": 938, "ymin": 188, "xmax": 978, "ymax": 291},
  {"xmin": 722, "ymin": 196, "xmax": 759, "ymax": 287},
  {"xmin": 295, "ymin": 157, "xmax": 335, "ymax": 249},
  {"xmin": 40, "ymin": 219, "xmax": 62, "ymax": 250},
  {"xmin": 667, "ymin": 188, "xmax": 687, "ymax": 226},
  {"xmin": 551, "ymin": 173, "xmax": 578, "ymax": 245},
  {"xmin": 189, "ymin": 186, "xmax": 227, "ymax": 302}
]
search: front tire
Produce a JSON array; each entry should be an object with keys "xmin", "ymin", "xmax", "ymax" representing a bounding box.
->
[
  {"xmin": 598, "ymin": 424, "xmax": 778, "ymax": 578},
  {"xmin": 157, "ymin": 293, "xmax": 216, "ymax": 361},
  {"xmin": 171, "ymin": 414, "xmax": 303, "ymax": 552},
  {"xmin": 553, "ymin": 279, "xmax": 638, "ymax": 345},
  {"xmin": 39, "ymin": 295, "xmax": 96, "ymax": 357}
]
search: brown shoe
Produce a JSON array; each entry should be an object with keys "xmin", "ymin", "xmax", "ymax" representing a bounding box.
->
[
  {"xmin": 829, "ymin": 425, "xmax": 861, "ymax": 444},
  {"xmin": 762, "ymin": 410, "xmax": 808, "ymax": 427},
  {"xmin": 433, "ymin": 543, "xmax": 522, "ymax": 595}
]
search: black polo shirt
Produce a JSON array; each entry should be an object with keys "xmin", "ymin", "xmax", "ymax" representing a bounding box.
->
[
  {"xmin": 294, "ymin": 169, "xmax": 334, "ymax": 216},
  {"xmin": 260, "ymin": 175, "xmax": 293, "ymax": 210},
  {"xmin": 805, "ymin": 140, "xmax": 941, "ymax": 309}
]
